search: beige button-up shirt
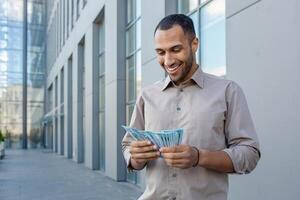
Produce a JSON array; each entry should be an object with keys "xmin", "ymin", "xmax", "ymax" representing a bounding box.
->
[{"xmin": 122, "ymin": 67, "xmax": 260, "ymax": 200}]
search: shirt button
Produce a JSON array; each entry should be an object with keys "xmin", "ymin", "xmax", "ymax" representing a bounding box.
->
[
  {"xmin": 179, "ymin": 88, "xmax": 183, "ymax": 92},
  {"xmin": 176, "ymin": 107, "xmax": 181, "ymax": 111},
  {"xmin": 172, "ymin": 173, "xmax": 177, "ymax": 177},
  {"xmin": 171, "ymin": 197, "xmax": 176, "ymax": 200}
]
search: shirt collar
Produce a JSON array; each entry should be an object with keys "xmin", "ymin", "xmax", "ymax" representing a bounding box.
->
[
  {"xmin": 161, "ymin": 75, "xmax": 172, "ymax": 91},
  {"xmin": 161, "ymin": 66, "xmax": 204, "ymax": 91},
  {"xmin": 190, "ymin": 66, "xmax": 204, "ymax": 89}
]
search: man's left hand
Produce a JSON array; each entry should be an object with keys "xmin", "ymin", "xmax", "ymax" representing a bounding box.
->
[{"xmin": 160, "ymin": 145, "xmax": 199, "ymax": 169}]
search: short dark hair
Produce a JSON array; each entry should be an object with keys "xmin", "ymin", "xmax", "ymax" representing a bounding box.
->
[{"xmin": 154, "ymin": 14, "xmax": 196, "ymax": 39}]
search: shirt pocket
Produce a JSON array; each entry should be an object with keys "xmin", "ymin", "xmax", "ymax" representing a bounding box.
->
[{"xmin": 186, "ymin": 110, "xmax": 226, "ymax": 150}]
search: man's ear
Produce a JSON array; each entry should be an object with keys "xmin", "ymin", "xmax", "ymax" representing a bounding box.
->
[{"xmin": 191, "ymin": 37, "xmax": 199, "ymax": 53}]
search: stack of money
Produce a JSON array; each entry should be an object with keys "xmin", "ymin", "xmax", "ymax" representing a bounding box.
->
[{"xmin": 122, "ymin": 126, "xmax": 183, "ymax": 148}]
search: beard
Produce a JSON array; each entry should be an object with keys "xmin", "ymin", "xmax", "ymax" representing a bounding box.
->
[{"xmin": 172, "ymin": 48, "xmax": 195, "ymax": 84}]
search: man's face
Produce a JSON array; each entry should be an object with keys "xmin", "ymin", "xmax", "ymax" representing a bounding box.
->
[{"xmin": 154, "ymin": 25, "xmax": 198, "ymax": 85}]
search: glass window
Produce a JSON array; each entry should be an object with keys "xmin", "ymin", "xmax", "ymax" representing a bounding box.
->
[
  {"xmin": 62, "ymin": 0, "xmax": 65, "ymax": 44},
  {"xmin": 126, "ymin": 24, "xmax": 136, "ymax": 56},
  {"xmin": 126, "ymin": 55, "xmax": 135, "ymax": 102},
  {"xmin": 200, "ymin": 0, "xmax": 209, "ymax": 4},
  {"xmin": 71, "ymin": 0, "xmax": 74, "ymax": 28},
  {"xmin": 28, "ymin": 2, "xmax": 45, "ymax": 25},
  {"xmin": 76, "ymin": 0, "xmax": 80, "ymax": 19},
  {"xmin": 99, "ymin": 77, "xmax": 105, "ymax": 110},
  {"xmin": 97, "ymin": 20, "xmax": 105, "ymax": 171},
  {"xmin": 127, "ymin": 0, "xmax": 135, "ymax": 24},
  {"xmin": 99, "ymin": 24, "xmax": 105, "ymax": 53},
  {"xmin": 55, "ymin": 77, "xmax": 58, "ymax": 107},
  {"xmin": 136, "ymin": 50, "xmax": 141, "ymax": 96},
  {"xmin": 67, "ymin": 0, "xmax": 69, "ymax": 36},
  {"xmin": 178, "ymin": 0, "xmax": 199, "ymax": 14},
  {"xmin": 178, "ymin": 0, "xmax": 226, "ymax": 77},
  {"xmin": 60, "ymin": 68, "xmax": 64, "ymax": 103},
  {"xmin": 200, "ymin": 0, "xmax": 225, "ymax": 76},
  {"xmin": 99, "ymin": 56, "xmax": 105, "ymax": 76},
  {"xmin": 136, "ymin": 0, "xmax": 141, "ymax": 18},
  {"xmin": 78, "ymin": 40, "xmax": 85, "ymax": 161},
  {"xmin": 83, "ymin": 0, "xmax": 87, "ymax": 8},
  {"xmin": 99, "ymin": 111, "xmax": 105, "ymax": 170},
  {"xmin": 136, "ymin": 19, "xmax": 141, "ymax": 49}
]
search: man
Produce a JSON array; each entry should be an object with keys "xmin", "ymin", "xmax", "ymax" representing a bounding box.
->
[{"xmin": 122, "ymin": 14, "xmax": 260, "ymax": 200}]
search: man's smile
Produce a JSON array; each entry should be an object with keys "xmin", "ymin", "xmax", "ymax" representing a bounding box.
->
[{"xmin": 166, "ymin": 63, "xmax": 182, "ymax": 75}]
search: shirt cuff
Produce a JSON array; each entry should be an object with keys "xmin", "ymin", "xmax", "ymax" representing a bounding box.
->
[
  {"xmin": 123, "ymin": 148, "xmax": 134, "ymax": 171},
  {"xmin": 222, "ymin": 145, "xmax": 260, "ymax": 174}
]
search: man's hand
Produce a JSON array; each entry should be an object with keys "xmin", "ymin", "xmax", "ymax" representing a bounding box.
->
[
  {"xmin": 160, "ymin": 145, "xmax": 199, "ymax": 169},
  {"xmin": 129, "ymin": 140, "xmax": 160, "ymax": 170}
]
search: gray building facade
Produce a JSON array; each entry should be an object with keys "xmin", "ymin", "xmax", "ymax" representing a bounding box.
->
[{"xmin": 44, "ymin": 0, "xmax": 300, "ymax": 199}]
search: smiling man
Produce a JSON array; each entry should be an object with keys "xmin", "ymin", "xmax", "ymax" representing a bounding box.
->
[{"xmin": 122, "ymin": 14, "xmax": 260, "ymax": 200}]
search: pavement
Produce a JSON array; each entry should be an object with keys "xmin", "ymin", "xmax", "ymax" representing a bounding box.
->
[{"xmin": 0, "ymin": 149, "xmax": 142, "ymax": 200}]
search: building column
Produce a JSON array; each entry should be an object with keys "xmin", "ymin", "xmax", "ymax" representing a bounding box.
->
[{"xmin": 105, "ymin": 0, "xmax": 126, "ymax": 181}]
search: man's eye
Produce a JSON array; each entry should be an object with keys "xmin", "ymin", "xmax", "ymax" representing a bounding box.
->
[
  {"xmin": 156, "ymin": 51, "xmax": 164, "ymax": 55},
  {"xmin": 173, "ymin": 48, "xmax": 181, "ymax": 52}
]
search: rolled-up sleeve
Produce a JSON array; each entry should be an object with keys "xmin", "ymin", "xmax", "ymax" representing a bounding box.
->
[
  {"xmin": 121, "ymin": 92, "xmax": 145, "ymax": 169},
  {"xmin": 222, "ymin": 82, "xmax": 261, "ymax": 174}
]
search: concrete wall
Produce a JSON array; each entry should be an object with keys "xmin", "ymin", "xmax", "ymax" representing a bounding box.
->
[
  {"xmin": 140, "ymin": 0, "xmax": 170, "ymax": 88},
  {"xmin": 226, "ymin": 0, "xmax": 300, "ymax": 199}
]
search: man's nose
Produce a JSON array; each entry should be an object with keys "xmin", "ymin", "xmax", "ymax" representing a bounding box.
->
[{"xmin": 164, "ymin": 53, "xmax": 175, "ymax": 67}]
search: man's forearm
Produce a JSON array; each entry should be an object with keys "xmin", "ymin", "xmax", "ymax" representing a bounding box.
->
[{"xmin": 197, "ymin": 149, "xmax": 234, "ymax": 173}]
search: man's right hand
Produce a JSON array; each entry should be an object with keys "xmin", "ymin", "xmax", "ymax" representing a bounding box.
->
[{"xmin": 129, "ymin": 140, "xmax": 160, "ymax": 170}]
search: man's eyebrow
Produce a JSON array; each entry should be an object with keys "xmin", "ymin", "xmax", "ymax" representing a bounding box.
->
[
  {"xmin": 171, "ymin": 44, "xmax": 183, "ymax": 49},
  {"xmin": 155, "ymin": 44, "xmax": 183, "ymax": 51}
]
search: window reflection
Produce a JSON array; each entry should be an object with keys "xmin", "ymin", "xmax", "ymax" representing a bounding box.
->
[
  {"xmin": 126, "ymin": 24, "xmax": 135, "ymax": 56},
  {"xmin": 0, "ymin": 0, "xmax": 46, "ymax": 148},
  {"xmin": 127, "ymin": 0, "xmax": 134, "ymax": 24},
  {"xmin": 178, "ymin": 0, "xmax": 199, "ymax": 14},
  {"xmin": 178, "ymin": 0, "xmax": 226, "ymax": 77},
  {"xmin": 27, "ymin": 0, "xmax": 46, "ymax": 148},
  {"xmin": 200, "ymin": 0, "xmax": 225, "ymax": 76},
  {"xmin": 0, "ymin": 0, "xmax": 24, "ymax": 148},
  {"xmin": 97, "ymin": 20, "xmax": 105, "ymax": 170}
]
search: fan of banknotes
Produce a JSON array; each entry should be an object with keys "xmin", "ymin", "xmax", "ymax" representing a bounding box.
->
[{"xmin": 122, "ymin": 126, "xmax": 183, "ymax": 148}]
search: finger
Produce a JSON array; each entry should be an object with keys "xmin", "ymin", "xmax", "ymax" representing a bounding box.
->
[
  {"xmin": 160, "ymin": 145, "xmax": 187, "ymax": 153},
  {"xmin": 159, "ymin": 147, "xmax": 177, "ymax": 153},
  {"xmin": 133, "ymin": 156, "xmax": 159, "ymax": 164},
  {"xmin": 131, "ymin": 151, "xmax": 160, "ymax": 160},
  {"xmin": 164, "ymin": 158, "xmax": 189, "ymax": 166},
  {"xmin": 131, "ymin": 140, "xmax": 152, "ymax": 147},
  {"xmin": 130, "ymin": 145, "xmax": 158, "ymax": 154},
  {"xmin": 161, "ymin": 152, "xmax": 188, "ymax": 159}
]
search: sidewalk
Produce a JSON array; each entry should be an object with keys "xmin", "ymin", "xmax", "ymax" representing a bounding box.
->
[{"xmin": 0, "ymin": 149, "xmax": 142, "ymax": 200}]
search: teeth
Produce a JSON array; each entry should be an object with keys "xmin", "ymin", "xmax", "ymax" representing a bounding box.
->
[{"xmin": 167, "ymin": 65, "xmax": 179, "ymax": 71}]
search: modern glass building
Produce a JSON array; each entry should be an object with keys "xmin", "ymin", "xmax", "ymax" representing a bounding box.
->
[
  {"xmin": 1, "ymin": 0, "xmax": 299, "ymax": 200},
  {"xmin": 0, "ymin": 0, "xmax": 46, "ymax": 149}
]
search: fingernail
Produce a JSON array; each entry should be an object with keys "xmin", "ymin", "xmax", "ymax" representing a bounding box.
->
[
  {"xmin": 153, "ymin": 145, "xmax": 157, "ymax": 150},
  {"xmin": 147, "ymin": 141, "xmax": 151, "ymax": 145}
]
